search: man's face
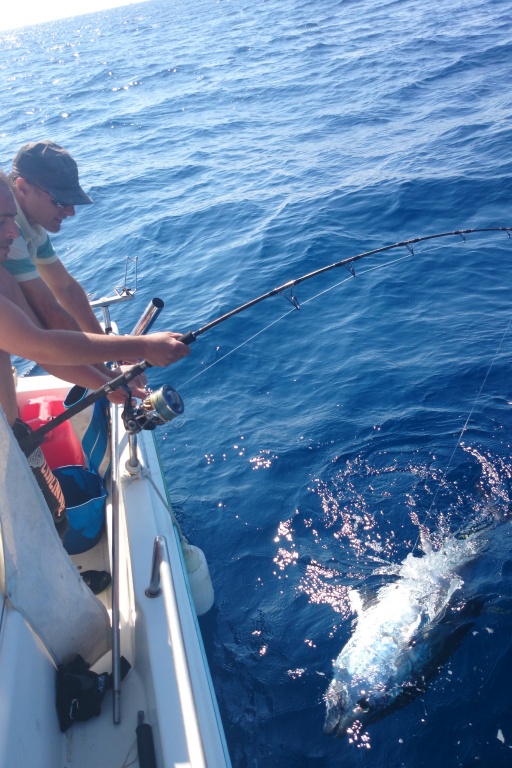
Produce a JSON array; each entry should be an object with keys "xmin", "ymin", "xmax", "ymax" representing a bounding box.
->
[
  {"xmin": 17, "ymin": 179, "xmax": 75, "ymax": 233},
  {"xmin": 0, "ymin": 185, "xmax": 18, "ymax": 262}
]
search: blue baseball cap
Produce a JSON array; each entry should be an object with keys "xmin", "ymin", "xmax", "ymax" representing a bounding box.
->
[{"xmin": 12, "ymin": 140, "xmax": 93, "ymax": 206}]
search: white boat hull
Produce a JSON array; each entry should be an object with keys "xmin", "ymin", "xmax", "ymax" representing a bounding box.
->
[{"xmin": 0, "ymin": 374, "xmax": 231, "ymax": 768}]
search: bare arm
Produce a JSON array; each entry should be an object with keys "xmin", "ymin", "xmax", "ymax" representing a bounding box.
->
[
  {"xmin": 19, "ymin": 272, "xmax": 88, "ymax": 331},
  {"xmin": 36, "ymin": 259, "xmax": 106, "ymax": 334},
  {"xmin": 0, "ymin": 294, "xmax": 189, "ymax": 367},
  {"xmin": 21, "ymin": 266, "xmax": 141, "ymax": 380}
]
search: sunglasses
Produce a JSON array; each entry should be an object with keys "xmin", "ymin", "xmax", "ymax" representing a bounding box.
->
[{"xmin": 30, "ymin": 182, "xmax": 71, "ymax": 210}]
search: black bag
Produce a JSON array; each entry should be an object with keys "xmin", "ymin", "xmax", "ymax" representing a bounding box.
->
[
  {"xmin": 11, "ymin": 418, "xmax": 68, "ymax": 538},
  {"xmin": 56, "ymin": 654, "xmax": 131, "ymax": 732}
]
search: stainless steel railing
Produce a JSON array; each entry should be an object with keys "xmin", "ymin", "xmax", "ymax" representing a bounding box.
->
[
  {"xmin": 111, "ymin": 407, "xmax": 122, "ymax": 725},
  {"xmin": 146, "ymin": 536, "xmax": 207, "ymax": 768},
  {"xmin": 111, "ymin": 297, "xmax": 165, "ymax": 723}
]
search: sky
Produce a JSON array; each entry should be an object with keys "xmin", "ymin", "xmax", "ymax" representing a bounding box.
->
[{"xmin": 0, "ymin": 0, "xmax": 148, "ymax": 32}]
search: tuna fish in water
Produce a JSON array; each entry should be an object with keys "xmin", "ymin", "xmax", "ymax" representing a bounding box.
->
[{"xmin": 323, "ymin": 531, "xmax": 486, "ymax": 737}]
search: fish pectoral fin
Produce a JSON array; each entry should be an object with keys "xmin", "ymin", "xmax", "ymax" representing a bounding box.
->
[{"xmin": 355, "ymin": 697, "xmax": 371, "ymax": 714}]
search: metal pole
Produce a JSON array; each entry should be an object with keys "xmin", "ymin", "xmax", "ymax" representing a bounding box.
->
[
  {"xmin": 124, "ymin": 297, "xmax": 165, "ymax": 468},
  {"xmin": 101, "ymin": 305, "xmax": 113, "ymax": 335},
  {"xmin": 128, "ymin": 433, "xmax": 139, "ymax": 468},
  {"xmin": 111, "ymin": 408, "xmax": 121, "ymax": 724},
  {"xmin": 111, "ymin": 297, "xmax": 164, "ymax": 720},
  {"xmin": 130, "ymin": 298, "xmax": 164, "ymax": 337}
]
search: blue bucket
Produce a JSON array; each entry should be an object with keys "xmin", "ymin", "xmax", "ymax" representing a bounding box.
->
[{"xmin": 54, "ymin": 465, "xmax": 107, "ymax": 555}]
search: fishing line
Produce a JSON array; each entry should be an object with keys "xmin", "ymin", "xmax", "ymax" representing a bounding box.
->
[
  {"xmin": 175, "ymin": 227, "xmax": 512, "ymax": 551},
  {"xmin": 180, "ymin": 311, "xmax": 297, "ymax": 388},
  {"xmin": 413, "ymin": 314, "xmax": 512, "ymax": 550}
]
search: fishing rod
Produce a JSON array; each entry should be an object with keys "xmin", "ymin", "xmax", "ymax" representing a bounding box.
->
[
  {"xmin": 17, "ymin": 226, "xmax": 512, "ymax": 455},
  {"xmin": 178, "ymin": 227, "xmax": 512, "ymax": 344}
]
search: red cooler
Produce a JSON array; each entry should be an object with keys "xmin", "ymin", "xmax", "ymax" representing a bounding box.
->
[{"xmin": 21, "ymin": 396, "xmax": 86, "ymax": 469}]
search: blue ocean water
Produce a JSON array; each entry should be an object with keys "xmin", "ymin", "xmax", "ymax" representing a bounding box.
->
[{"xmin": 2, "ymin": 0, "xmax": 512, "ymax": 764}]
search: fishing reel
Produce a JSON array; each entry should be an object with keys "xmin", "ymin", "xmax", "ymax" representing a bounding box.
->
[{"xmin": 122, "ymin": 384, "xmax": 184, "ymax": 433}]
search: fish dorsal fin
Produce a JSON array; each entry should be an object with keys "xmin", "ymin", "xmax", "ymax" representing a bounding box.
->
[
  {"xmin": 419, "ymin": 529, "xmax": 433, "ymax": 554},
  {"xmin": 348, "ymin": 588, "xmax": 364, "ymax": 616}
]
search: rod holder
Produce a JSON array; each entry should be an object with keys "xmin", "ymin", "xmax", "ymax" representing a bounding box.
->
[{"xmin": 130, "ymin": 298, "xmax": 164, "ymax": 337}]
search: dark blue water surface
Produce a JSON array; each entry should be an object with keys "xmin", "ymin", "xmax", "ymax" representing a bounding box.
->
[{"xmin": 2, "ymin": 0, "xmax": 512, "ymax": 764}]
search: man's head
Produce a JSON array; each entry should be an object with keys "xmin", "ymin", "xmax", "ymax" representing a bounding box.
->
[
  {"xmin": 0, "ymin": 172, "xmax": 18, "ymax": 262},
  {"xmin": 11, "ymin": 140, "xmax": 92, "ymax": 233}
]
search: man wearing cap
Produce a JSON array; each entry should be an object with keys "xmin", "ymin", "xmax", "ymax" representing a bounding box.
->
[
  {"xmin": 5, "ymin": 139, "xmax": 106, "ymax": 335},
  {"xmin": 0, "ymin": 171, "xmax": 189, "ymax": 538}
]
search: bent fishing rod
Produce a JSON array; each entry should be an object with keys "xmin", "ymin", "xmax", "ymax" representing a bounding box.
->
[
  {"xmin": 18, "ymin": 226, "xmax": 512, "ymax": 455},
  {"xmin": 178, "ymin": 226, "xmax": 512, "ymax": 344}
]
